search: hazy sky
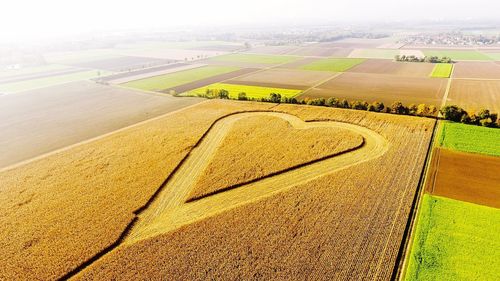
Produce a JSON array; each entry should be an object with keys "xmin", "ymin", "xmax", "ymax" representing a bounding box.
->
[{"xmin": 1, "ymin": 0, "xmax": 498, "ymax": 43}]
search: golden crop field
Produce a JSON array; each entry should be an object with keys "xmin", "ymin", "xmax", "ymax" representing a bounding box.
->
[
  {"xmin": 1, "ymin": 99, "xmax": 434, "ymax": 280},
  {"xmin": 187, "ymin": 114, "xmax": 364, "ymax": 201}
]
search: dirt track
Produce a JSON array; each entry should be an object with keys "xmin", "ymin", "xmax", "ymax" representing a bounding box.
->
[{"xmin": 125, "ymin": 111, "xmax": 389, "ymax": 243}]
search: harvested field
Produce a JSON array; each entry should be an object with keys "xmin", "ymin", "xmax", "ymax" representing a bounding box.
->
[
  {"xmin": 300, "ymin": 58, "xmax": 365, "ymax": 72},
  {"xmin": 187, "ymin": 114, "xmax": 364, "ymax": 200},
  {"xmin": 163, "ymin": 68, "xmax": 259, "ymax": 94},
  {"xmin": 423, "ymin": 50, "xmax": 492, "ymax": 61},
  {"xmin": 188, "ymin": 45, "xmax": 244, "ymax": 52},
  {"xmin": 349, "ymin": 49, "xmax": 400, "ymax": 59},
  {"xmin": 347, "ymin": 59, "xmax": 435, "ymax": 77},
  {"xmin": 405, "ymin": 195, "xmax": 500, "ymax": 281},
  {"xmin": 430, "ymin": 64, "xmax": 453, "ymax": 78},
  {"xmin": 0, "ymin": 66, "xmax": 83, "ymax": 84},
  {"xmin": 0, "ymin": 81, "xmax": 202, "ymax": 168},
  {"xmin": 245, "ymin": 46, "xmax": 301, "ymax": 55},
  {"xmin": 98, "ymin": 63, "xmax": 204, "ymax": 84},
  {"xmin": 316, "ymin": 37, "xmax": 398, "ymax": 48},
  {"xmin": 65, "ymin": 56, "xmax": 172, "ymax": 72},
  {"xmin": 399, "ymin": 49, "xmax": 425, "ymax": 57},
  {"xmin": 452, "ymin": 61, "xmax": 500, "ymax": 79},
  {"xmin": 185, "ymin": 83, "xmax": 302, "ymax": 99},
  {"xmin": 227, "ymin": 68, "xmax": 336, "ymax": 89},
  {"xmin": 438, "ymin": 122, "xmax": 500, "ymax": 156},
  {"xmin": 209, "ymin": 53, "xmax": 299, "ymax": 65},
  {"xmin": 278, "ymin": 57, "xmax": 322, "ymax": 68},
  {"xmin": 0, "ymin": 64, "xmax": 69, "ymax": 79},
  {"xmin": 118, "ymin": 48, "xmax": 225, "ymax": 61},
  {"xmin": 287, "ymin": 47, "xmax": 353, "ymax": 57},
  {"xmin": 301, "ymin": 72, "xmax": 447, "ymax": 108},
  {"xmin": 0, "ymin": 100, "xmax": 275, "ymax": 280},
  {"xmin": 122, "ymin": 65, "xmax": 239, "ymax": 92},
  {"xmin": 0, "ymin": 69, "xmax": 113, "ymax": 93},
  {"xmin": 425, "ymin": 148, "xmax": 500, "ymax": 208},
  {"xmin": 61, "ymin": 102, "xmax": 435, "ymax": 280},
  {"xmin": 447, "ymin": 79, "xmax": 500, "ymax": 114}
]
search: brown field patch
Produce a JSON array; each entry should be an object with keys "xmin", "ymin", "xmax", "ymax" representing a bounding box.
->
[
  {"xmin": 162, "ymin": 68, "xmax": 259, "ymax": 94},
  {"xmin": 226, "ymin": 68, "xmax": 335, "ymax": 89},
  {"xmin": 447, "ymin": 79, "xmax": 500, "ymax": 114},
  {"xmin": 452, "ymin": 61, "xmax": 500, "ymax": 79},
  {"xmin": 70, "ymin": 103, "xmax": 434, "ymax": 280},
  {"xmin": 278, "ymin": 57, "xmax": 322, "ymax": 68},
  {"xmin": 0, "ymin": 100, "xmax": 275, "ymax": 280},
  {"xmin": 348, "ymin": 59, "xmax": 435, "ymax": 77},
  {"xmin": 316, "ymin": 38, "xmax": 397, "ymax": 49},
  {"xmin": 301, "ymin": 72, "xmax": 447, "ymax": 107},
  {"xmin": 186, "ymin": 114, "xmax": 364, "ymax": 201},
  {"xmin": 426, "ymin": 148, "xmax": 500, "ymax": 208}
]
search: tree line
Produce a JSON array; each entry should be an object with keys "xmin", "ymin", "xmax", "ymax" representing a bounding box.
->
[
  {"xmin": 394, "ymin": 55, "xmax": 453, "ymax": 64},
  {"xmin": 194, "ymin": 89, "xmax": 498, "ymax": 128}
]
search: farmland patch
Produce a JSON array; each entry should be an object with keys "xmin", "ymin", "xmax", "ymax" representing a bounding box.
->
[
  {"xmin": 348, "ymin": 48, "xmax": 400, "ymax": 59},
  {"xmin": 430, "ymin": 64, "xmax": 453, "ymax": 78},
  {"xmin": 209, "ymin": 53, "xmax": 298, "ymax": 65},
  {"xmin": 423, "ymin": 50, "xmax": 492, "ymax": 61},
  {"xmin": 452, "ymin": 61, "xmax": 500, "ymax": 79},
  {"xmin": 227, "ymin": 68, "xmax": 335, "ymax": 89},
  {"xmin": 438, "ymin": 122, "xmax": 500, "ymax": 156},
  {"xmin": 348, "ymin": 59, "xmax": 435, "ymax": 77},
  {"xmin": 447, "ymin": 79, "xmax": 500, "ymax": 114},
  {"xmin": 301, "ymin": 72, "xmax": 447, "ymax": 107},
  {"xmin": 405, "ymin": 195, "xmax": 500, "ymax": 281},
  {"xmin": 65, "ymin": 56, "xmax": 173, "ymax": 72},
  {"xmin": 184, "ymin": 83, "xmax": 302, "ymax": 99},
  {"xmin": 300, "ymin": 58, "xmax": 365, "ymax": 72}
]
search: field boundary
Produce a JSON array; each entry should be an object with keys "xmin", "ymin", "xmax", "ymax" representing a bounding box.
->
[
  {"xmin": 440, "ymin": 65, "xmax": 455, "ymax": 109},
  {"xmin": 392, "ymin": 119, "xmax": 439, "ymax": 280}
]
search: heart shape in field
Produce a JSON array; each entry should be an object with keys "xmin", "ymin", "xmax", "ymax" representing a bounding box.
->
[
  {"xmin": 126, "ymin": 111, "xmax": 388, "ymax": 242},
  {"xmin": 187, "ymin": 114, "xmax": 365, "ymax": 201}
]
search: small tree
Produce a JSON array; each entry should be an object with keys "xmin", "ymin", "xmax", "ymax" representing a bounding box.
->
[
  {"xmin": 408, "ymin": 104, "xmax": 418, "ymax": 115},
  {"xmin": 217, "ymin": 89, "xmax": 230, "ymax": 99},
  {"xmin": 440, "ymin": 105, "xmax": 467, "ymax": 122},
  {"xmin": 238, "ymin": 92, "xmax": 247, "ymax": 100},
  {"xmin": 340, "ymin": 99, "xmax": 350, "ymax": 109},
  {"xmin": 326, "ymin": 97, "xmax": 339, "ymax": 107},
  {"xmin": 351, "ymin": 100, "xmax": 368, "ymax": 110},
  {"xmin": 416, "ymin": 104, "xmax": 428, "ymax": 116},
  {"xmin": 269, "ymin": 93, "xmax": 282, "ymax": 103},
  {"xmin": 391, "ymin": 101, "xmax": 408, "ymax": 115}
]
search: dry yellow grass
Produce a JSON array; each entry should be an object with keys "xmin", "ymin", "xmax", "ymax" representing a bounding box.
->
[
  {"xmin": 187, "ymin": 115, "xmax": 364, "ymax": 201},
  {"xmin": 0, "ymin": 100, "xmax": 274, "ymax": 280},
  {"xmin": 73, "ymin": 103, "xmax": 435, "ymax": 280}
]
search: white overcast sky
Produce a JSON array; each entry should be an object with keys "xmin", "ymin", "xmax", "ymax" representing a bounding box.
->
[{"xmin": 0, "ymin": 0, "xmax": 498, "ymax": 43}]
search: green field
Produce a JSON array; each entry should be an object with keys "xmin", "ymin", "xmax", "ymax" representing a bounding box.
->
[
  {"xmin": 405, "ymin": 195, "xmax": 500, "ymax": 281},
  {"xmin": 485, "ymin": 53, "xmax": 500, "ymax": 60},
  {"xmin": 122, "ymin": 66, "xmax": 239, "ymax": 92},
  {"xmin": 300, "ymin": 58, "xmax": 365, "ymax": 72},
  {"xmin": 0, "ymin": 70, "xmax": 111, "ymax": 93},
  {"xmin": 438, "ymin": 122, "xmax": 500, "ymax": 156},
  {"xmin": 423, "ymin": 50, "xmax": 492, "ymax": 61},
  {"xmin": 350, "ymin": 49, "xmax": 400, "ymax": 59},
  {"xmin": 430, "ymin": 64, "xmax": 453, "ymax": 78},
  {"xmin": 184, "ymin": 83, "xmax": 302, "ymax": 99},
  {"xmin": 209, "ymin": 53, "xmax": 298, "ymax": 64}
]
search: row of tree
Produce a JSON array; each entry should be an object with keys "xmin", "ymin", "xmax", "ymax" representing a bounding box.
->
[
  {"xmin": 197, "ymin": 89, "xmax": 498, "ymax": 128},
  {"xmin": 394, "ymin": 55, "xmax": 453, "ymax": 63}
]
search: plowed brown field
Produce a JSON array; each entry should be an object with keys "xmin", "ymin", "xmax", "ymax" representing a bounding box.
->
[
  {"xmin": 348, "ymin": 59, "xmax": 434, "ymax": 77},
  {"xmin": 300, "ymin": 72, "xmax": 447, "ymax": 107},
  {"xmin": 452, "ymin": 61, "xmax": 500, "ymax": 79},
  {"xmin": 447, "ymin": 79, "xmax": 500, "ymax": 114},
  {"xmin": 425, "ymin": 147, "xmax": 500, "ymax": 208}
]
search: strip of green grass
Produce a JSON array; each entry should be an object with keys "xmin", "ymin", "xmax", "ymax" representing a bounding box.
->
[
  {"xmin": 300, "ymin": 58, "xmax": 365, "ymax": 72},
  {"xmin": 423, "ymin": 50, "xmax": 492, "ymax": 61},
  {"xmin": 430, "ymin": 64, "xmax": 453, "ymax": 78},
  {"xmin": 485, "ymin": 53, "xmax": 500, "ymax": 60},
  {"xmin": 184, "ymin": 83, "xmax": 302, "ymax": 99},
  {"xmin": 0, "ymin": 70, "xmax": 112, "ymax": 93},
  {"xmin": 405, "ymin": 195, "xmax": 500, "ymax": 281},
  {"xmin": 122, "ymin": 66, "xmax": 239, "ymax": 92},
  {"xmin": 210, "ymin": 53, "xmax": 298, "ymax": 64},
  {"xmin": 438, "ymin": 121, "xmax": 500, "ymax": 156}
]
